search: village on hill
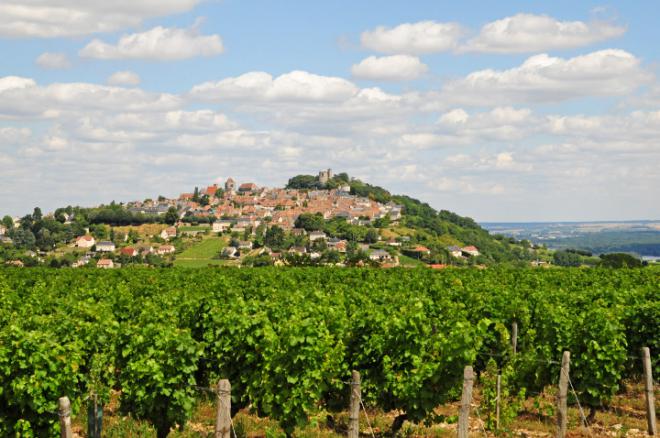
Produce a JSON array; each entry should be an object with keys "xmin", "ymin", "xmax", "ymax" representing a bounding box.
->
[{"xmin": 0, "ymin": 169, "xmax": 494, "ymax": 269}]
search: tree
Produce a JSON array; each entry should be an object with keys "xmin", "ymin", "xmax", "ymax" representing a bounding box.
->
[
  {"xmin": 599, "ymin": 253, "xmax": 643, "ymax": 268},
  {"xmin": 295, "ymin": 213, "xmax": 324, "ymax": 231},
  {"xmin": 373, "ymin": 215, "xmax": 391, "ymax": 228},
  {"xmin": 157, "ymin": 195, "xmax": 166, "ymax": 202},
  {"xmin": 286, "ymin": 174, "xmax": 319, "ymax": 189},
  {"xmin": 264, "ymin": 226, "xmax": 285, "ymax": 250},
  {"xmin": 2, "ymin": 215, "xmax": 13, "ymax": 230},
  {"xmin": 164, "ymin": 207, "xmax": 179, "ymax": 225},
  {"xmin": 9, "ymin": 229, "xmax": 36, "ymax": 249},
  {"xmin": 32, "ymin": 207, "xmax": 43, "ymax": 222},
  {"xmin": 553, "ymin": 250, "xmax": 582, "ymax": 267},
  {"xmin": 215, "ymin": 188, "xmax": 225, "ymax": 198},
  {"xmin": 364, "ymin": 228, "xmax": 379, "ymax": 244}
]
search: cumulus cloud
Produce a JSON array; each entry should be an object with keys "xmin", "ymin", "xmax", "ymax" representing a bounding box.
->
[
  {"xmin": 35, "ymin": 52, "xmax": 71, "ymax": 70},
  {"xmin": 461, "ymin": 14, "xmax": 626, "ymax": 53},
  {"xmin": 79, "ymin": 25, "xmax": 223, "ymax": 61},
  {"xmin": 440, "ymin": 49, "xmax": 652, "ymax": 105},
  {"xmin": 190, "ymin": 70, "xmax": 359, "ymax": 102},
  {"xmin": 0, "ymin": 76, "xmax": 180, "ymax": 118},
  {"xmin": 107, "ymin": 71, "xmax": 141, "ymax": 86},
  {"xmin": 361, "ymin": 21, "xmax": 464, "ymax": 54},
  {"xmin": 0, "ymin": 0, "xmax": 201, "ymax": 38},
  {"xmin": 351, "ymin": 55, "xmax": 428, "ymax": 81}
]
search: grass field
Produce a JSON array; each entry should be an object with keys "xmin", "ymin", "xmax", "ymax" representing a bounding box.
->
[
  {"xmin": 173, "ymin": 237, "xmax": 227, "ymax": 267},
  {"xmin": 178, "ymin": 225, "xmax": 211, "ymax": 232},
  {"xmin": 398, "ymin": 254, "xmax": 427, "ymax": 267}
]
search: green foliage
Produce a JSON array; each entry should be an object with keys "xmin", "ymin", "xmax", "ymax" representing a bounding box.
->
[
  {"xmin": 119, "ymin": 323, "xmax": 203, "ymax": 438},
  {"xmin": 0, "ymin": 267, "xmax": 657, "ymax": 435},
  {"xmin": 285, "ymin": 175, "xmax": 320, "ymax": 189},
  {"xmin": 295, "ymin": 213, "xmax": 325, "ymax": 231},
  {"xmin": 481, "ymin": 359, "xmax": 525, "ymax": 434},
  {"xmin": 553, "ymin": 250, "xmax": 582, "ymax": 267},
  {"xmin": 599, "ymin": 252, "xmax": 643, "ymax": 268}
]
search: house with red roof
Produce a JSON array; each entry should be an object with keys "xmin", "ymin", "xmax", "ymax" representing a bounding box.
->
[
  {"xmin": 120, "ymin": 247, "xmax": 138, "ymax": 257},
  {"xmin": 462, "ymin": 246, "xmax": 480, "ymax": 257},
  {"xmin": 97, "ymin": 259, "xmax": 114, "ymax": 269},
  {"xmin": 75, "ymin": 235, "xmax": 95, "ymax": 248}
]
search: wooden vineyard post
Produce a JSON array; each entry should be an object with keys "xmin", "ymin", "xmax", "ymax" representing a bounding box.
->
[
  {"xmin": 58, "ymin": 396, "xmax": 73, "ymax": 438},
  {"xmin": 511, "ymin": 321, "xmax": 518, "ymax": 355},
  {"xmin": 557, "ymin": 351, "xmax": 570, "ymax": 438},
  {"xmin": 496, "ymin": 374, "xmax": 502, "ymax": 431},
  {"xmin": 348, "ymin": 370, "xmax": 361, "ymax": 438},
  {"xmin": 215, "ymin": 379, "xmax": 231, "ymax": 438},
  {"xmin": 643, "ymin": 347, "xmax": 657, "ymax": 436},
  {"xmin": 458, "ymin": 366, "xmax": 474, "ymax": 438},
  {"xmin": 87, "ymin": 393, "xmax": 102, "ymax": 438}
]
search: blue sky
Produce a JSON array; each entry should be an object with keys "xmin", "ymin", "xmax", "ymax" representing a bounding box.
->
[{"xmin": 0, "ymin": 1, "xmax": 659, "ymax": 221}]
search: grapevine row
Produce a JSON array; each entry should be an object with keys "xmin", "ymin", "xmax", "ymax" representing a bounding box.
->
[{"xmin": 0, "ymin": 267, "xmax": 657, "ymax": 436}]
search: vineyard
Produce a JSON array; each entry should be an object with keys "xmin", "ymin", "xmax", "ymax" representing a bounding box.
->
[{"xmin": 0, "ymin": 267, "xmax": 658, "ymax": 437}]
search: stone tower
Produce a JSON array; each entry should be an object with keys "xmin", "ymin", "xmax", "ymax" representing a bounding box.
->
[
  {"xmin": 225, "ymin": 177, "xmax": 235, "ymax": 193},
  {"xmin": 318, "ymin": 168, "xmax": 333, "ymax": 185}
]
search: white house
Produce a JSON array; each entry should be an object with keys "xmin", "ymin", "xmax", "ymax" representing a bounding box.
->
[
  {"xmin": 160, "ymin": 226, "xmax": 177, "ymax": 240},
  {"xmin": 222, "ymin": 246, "xmax": 238, "ymax": 258},
  {"xmin": 309, "ymin": 230, "xmax": 327, "ymax": 241},
  {"xmin": 212, "ymin": 220, "xmax": 232, "ymax": 233},
  {"xmin": 96, "ymin": 241, "xmax": 116, "ymax": 252},
  {"xmin": 75, "ymin": 235, "xmax": 96, "ymax": 248},
  {"xmin": 156, "ymin": 245, "xmax": 176, "ymax": 255},
  {"xmin": 462, "ymin": 246, "xmax": 480, "ymax": 257},
  {"xmin": 238, "ymin": 240, "xmax": 253, "ymax": 250},
  {"xmin": 447, "ymin": 245, "xmax": 463, "ymax": 258},
  {"xmin": 369, "ymin": 249, "xmax": 392, "ymax": 262},
  {"xmin": 0, "ymin": 225, "xmax": 6, "ymax": 236}
]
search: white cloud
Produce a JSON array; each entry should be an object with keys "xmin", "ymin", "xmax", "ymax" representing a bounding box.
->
[
  {"xmin": 79, "ymin": 25, "xmax": 223, "ymax": 61},
  {"xmin": 108, "ymin": 71, "xmax": 141, "ymax": 86},
  {"xmin": 0, "ymin": 76, "xmax": 180, "ymax": 118},
  {"xmin": 361, "ymin": 21, "xmax": 464, "ymax": 54},
  {"xmin": 461, "ymin": 13, "xmax": 625, "ymax": 53},
  {"xmin": 437, "ymin": 106, "xmax": 535, "ymax": 141},
  {"xmin": 0, "ymin": 0, "xmax": 201, "ymax": 38},
  {"xmin": 190, "ymin": 70, "xmax": 358, "ymax": 102},
  {"xmin": 351, "ymin": 55, "xmax": 428, "ymax": 81},
  {"xmin": 36, "ymin": 52, "xmax": 71, "ymax": 70},
  {"xmin": 441, "ymin": 49, "xmax": 651, "ymax": 105}
]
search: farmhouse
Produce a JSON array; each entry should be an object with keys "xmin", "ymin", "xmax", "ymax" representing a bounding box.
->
[
  {"xmin": 462, "ymin": 246, "xmax": 480, "ymax": 257},
  {"xmin": 447, "ymin": 245, "xmax": 463, "ymax": 258},
  {"xmin": 238, "ymin": 241, "xmax": 253, "ymax": 250},
  {"xmin": 308, "ymin": 230, "xmax": 327, "ymax": 241},
  {"xmin": 96, "ymin": 259, "xmax": 114, "ymax": 269},
  {"xmin": 75, "ymin": 235, "xmax": 95, "ymax": 248},
  {"xmin": 96, "ymin": 241, "xmax": 116, "ymax": 252},
  {"xmin": 160, "ymin": 226, "xmax": 177, "ymax": 240},
  {"xmin": 212, "ymin": 220, "xmax": 232, "ymax": 232},
  {"xmin": 369, "ymin": 249, "xmax": 392, "ymax": 262},
  {"xmin": 120, "ymin": 247, "xmax": 138, "ymax": 257},
  {"xmin": 156, "ymin": 245, "xmax": 175, "ymax": 255}
]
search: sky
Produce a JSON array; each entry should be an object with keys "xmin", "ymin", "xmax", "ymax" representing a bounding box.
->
[{"xmin": 0, "ymin": 1, "xmax": 659, "ymax": 222}]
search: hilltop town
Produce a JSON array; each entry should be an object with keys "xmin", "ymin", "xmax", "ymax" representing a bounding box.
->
[{"xmin": 1, "ymin": 170, "xmax": 535, "ymax": 269}]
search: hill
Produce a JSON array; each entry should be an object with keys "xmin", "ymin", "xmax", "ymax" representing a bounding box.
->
[
  {"xmin": 286, "ymin": 172, "xmax": 533, "ymax": 265},
  {"xmin": 0, "ymin": 171, "xmax": 534, "ymax": 268}
]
